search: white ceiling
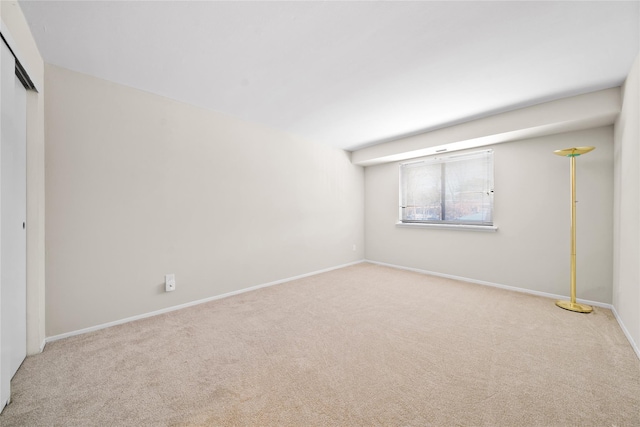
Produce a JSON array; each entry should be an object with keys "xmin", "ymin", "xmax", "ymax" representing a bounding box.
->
[{"xmin": 18, "ymin": 1, "xmax": 640, "ymax": 151}]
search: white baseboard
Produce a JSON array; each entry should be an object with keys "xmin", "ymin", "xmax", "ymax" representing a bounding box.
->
[
  {"xmin": 365, "ymin": 259, "xmax": 612, "ymax": 308},
  {"xmin": 39, "ymin": 339, "xmax": 46, "ymax": 353},
  {"xmin": 610, "ymin": 305, "xmax": 640, "ymax": 360},
  {"xmin": 46, "ymin": 260, "xmax": 365, "ymax": 344}
]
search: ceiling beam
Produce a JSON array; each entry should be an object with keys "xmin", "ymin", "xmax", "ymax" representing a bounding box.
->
[{"xmin": 351, "ymin": 88, "xmax": 621, "ymax": 167}]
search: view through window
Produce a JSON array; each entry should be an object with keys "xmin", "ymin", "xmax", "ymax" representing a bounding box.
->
[{"xmin": 400, "ymin": 150, "xmax": 494, "ymax": 226}]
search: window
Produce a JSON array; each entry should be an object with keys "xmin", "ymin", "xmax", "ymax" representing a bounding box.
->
[{"xmin": 399, "ymin": 150, "xmax": 494, "ymax": 226}]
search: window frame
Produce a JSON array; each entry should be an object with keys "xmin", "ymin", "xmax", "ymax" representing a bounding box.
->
[{"xmin": 398, "ymin": 149, "xmax": 495, "ymax": 229}]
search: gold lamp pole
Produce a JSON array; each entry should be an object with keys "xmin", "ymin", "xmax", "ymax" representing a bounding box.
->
[{"xmin": 553, "ymin": 146, "xmax": 594, "ymax": 313}]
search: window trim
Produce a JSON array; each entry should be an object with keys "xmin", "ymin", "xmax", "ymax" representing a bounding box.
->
[
  {"xmin": 395, "ymin": 222, "xmax": 498, "ymax": 232},
  {"xmin": 398, "ymin": 149, "xmax": 495, "ymax": 228}
]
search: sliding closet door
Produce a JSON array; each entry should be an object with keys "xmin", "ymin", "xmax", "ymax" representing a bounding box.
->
[{"xmin": 0, "ymin": 40, "xmax": 27, "ymax": 409}]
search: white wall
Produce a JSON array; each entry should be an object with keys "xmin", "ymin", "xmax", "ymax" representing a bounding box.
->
[
  {"xmin": 0, "ymin": 1, "xmax": 46, "ymax": 355},
  {"xmin": 365, "ymin": 127, "xmax": 614, "ymax": 304},
  {"xmin": 44, "ymin": 65, "xmax": 364, "ymax": 337},
  {"xmin": 613, "ymin": 53, "xmax": 639, "ymax": 354}
]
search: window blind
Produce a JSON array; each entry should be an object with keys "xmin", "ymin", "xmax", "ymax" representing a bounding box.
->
[{"xmin": 400, "ymin": 150, "xmax": 494, "ymax": 226}]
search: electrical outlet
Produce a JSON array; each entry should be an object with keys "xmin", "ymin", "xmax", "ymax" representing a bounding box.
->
[
  {"xmin": 352, "ymin": 244, "xmax": 357, "ymax": 252},
  {"xmin": 165, "ymin": 274, "xmax": 176, "ymax": 292}
]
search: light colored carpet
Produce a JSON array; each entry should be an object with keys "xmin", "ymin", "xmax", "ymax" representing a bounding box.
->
[{"xmin": 1, "ymin": 262, "xmax": 638, "ymax": 426}]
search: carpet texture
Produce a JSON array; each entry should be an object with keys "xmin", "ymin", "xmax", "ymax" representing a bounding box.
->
[{"xmin": 1, "ymin": 263, "xmax": 638, "ymax": 426}]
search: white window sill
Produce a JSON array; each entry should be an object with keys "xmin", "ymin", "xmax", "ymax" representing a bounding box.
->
[{"xmin": 395, "ymin": 222, "xmax": 498, "ymax": 232}]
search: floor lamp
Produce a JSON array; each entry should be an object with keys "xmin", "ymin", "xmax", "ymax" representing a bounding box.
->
[{"xmin": 553, "ymin": 146, "xmax": 594, "ymax": 313}]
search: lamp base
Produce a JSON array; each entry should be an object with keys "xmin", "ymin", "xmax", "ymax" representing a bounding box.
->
[{"xmin": 555, "ymin": 300, "xmax": 593, "ymax": 313}]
